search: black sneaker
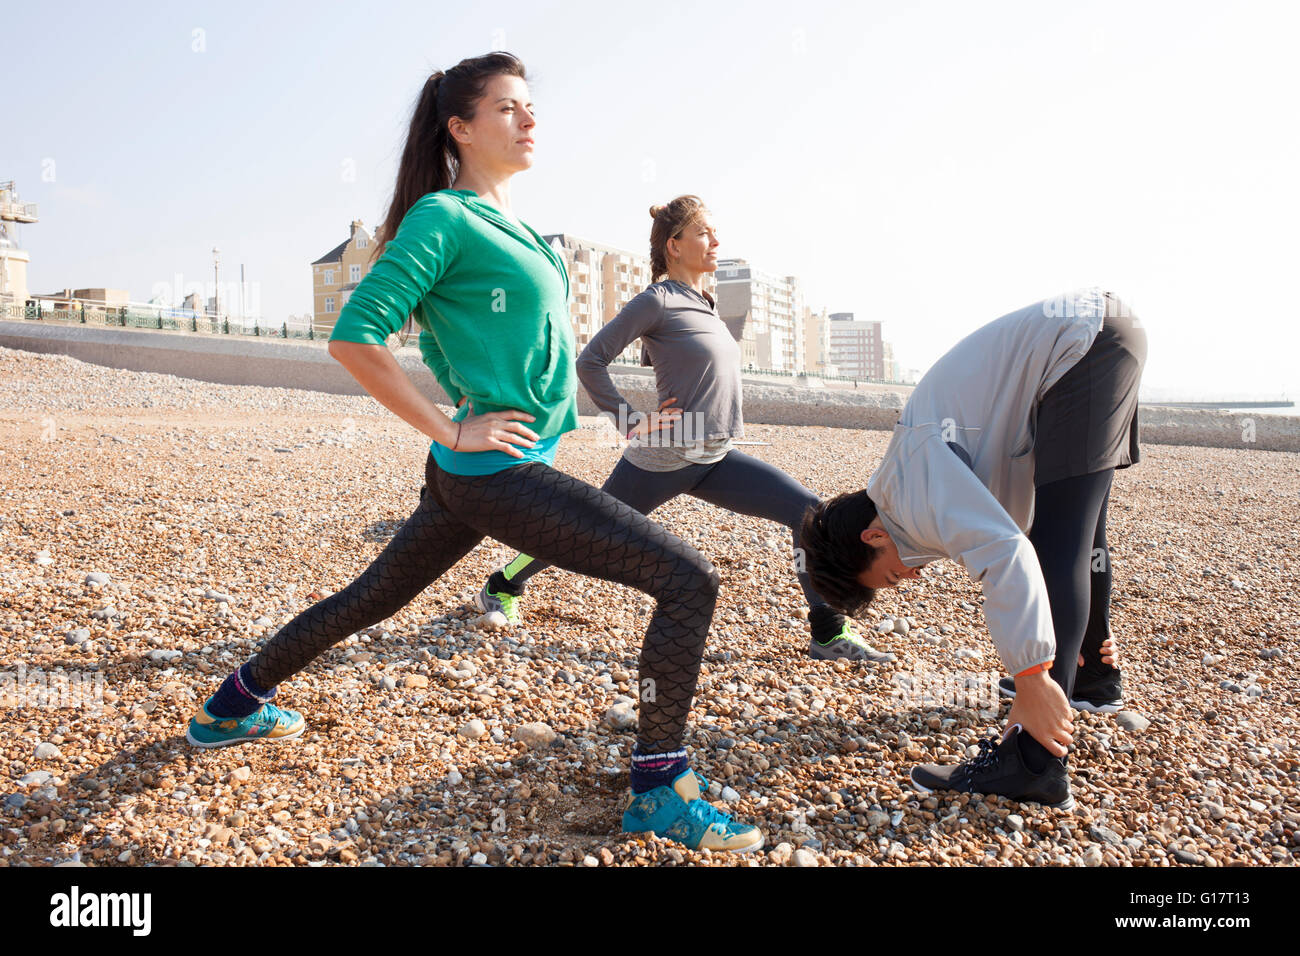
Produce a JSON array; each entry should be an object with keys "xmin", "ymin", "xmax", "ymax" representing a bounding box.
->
[
  {"xmin": 910, "ymin": 727, "xmax": 1074, "ymax": 810},
  {"xmin": 996, "ymin": 670, "xmax": 1123, "ymax": 714}
]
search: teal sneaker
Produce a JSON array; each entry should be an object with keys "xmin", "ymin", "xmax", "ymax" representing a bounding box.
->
[
  {"xmin": 474, "ymin": 582, "xmax": 521, "ymax": 625},
  {"xmin": 622, "ymin": 769, "xmax": 764, "ymax": 853},
  {"xmin": 186, "ymin": 700, "xmax": 306, "ymax": 748},
  {"xmin": 809, "ymin": 619, "xmax": 895, "ymax": 663}
]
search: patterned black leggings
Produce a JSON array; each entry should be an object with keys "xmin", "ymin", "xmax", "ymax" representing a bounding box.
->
[{"xmin": 246, "ymin": 453, "xmax": 719, "ymax": 753}]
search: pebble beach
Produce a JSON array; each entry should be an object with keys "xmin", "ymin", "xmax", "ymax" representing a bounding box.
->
[{"xmin": 1, "ymin": 345, "xmax": 1297, "ymax": 868}]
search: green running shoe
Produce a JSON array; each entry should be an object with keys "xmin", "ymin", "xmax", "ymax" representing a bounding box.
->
[
  {"xmin": 186, "ymin": 700, "xmax": 306, "ymax": 749},
  {"xmin": 474, "ymin": 581, "xmax": 521, "ymax": 625},
  {"xmin": 808, "ymin": 619, "xmax": 895, "ymax": 663},
  {"xmin": 622, "ymin": 769, "xmax": 764, "ymax": 853}
]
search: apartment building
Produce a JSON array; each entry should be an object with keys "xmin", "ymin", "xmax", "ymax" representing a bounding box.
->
[
  {"xmin": 543, "ymin": 234, "xmax": 716, "ymax": 363},
  {"xmin": 311, "ymin": 219, "xmax": 376, "ymax": 337},
  {"xmin": 715, "ymin": 258, "xmax": 804, "ymax": 372},
  {"xmin": 802, "ymin": 306, "xmax": 839, "ymax": 377},
  {"xmin": 828, "ymin": 312, "xmax": 886, "ymax": 381}
]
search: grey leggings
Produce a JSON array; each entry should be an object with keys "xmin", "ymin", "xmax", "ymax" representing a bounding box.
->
[{"xmin": 506, "ymin": 449, "xmax": 827, "ymax": 610}]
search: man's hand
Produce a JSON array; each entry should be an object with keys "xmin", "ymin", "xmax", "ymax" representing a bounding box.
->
[
  {"xmin": 1005, "ymin": 670, "xmax": 1073, "ymax": 757},
  {"xmin": 1077, "ymin": 629, "xmax": 1120, "ymax": 669}
]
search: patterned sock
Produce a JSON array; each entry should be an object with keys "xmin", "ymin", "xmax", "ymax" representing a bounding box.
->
[
  {"xmin": 808, "ymin": 605, "xmax": 846, "ymax": 644},
  {"xmin": 630, "ymin": 747, "xmax": 690, "ymax": 794},
  {"xmin": 207, "ymin": 662, "xmax": 275, "ymax": 719},
  {"xmin": 488, "ymin": 569, "xmax": 524, "ymax": 598}
]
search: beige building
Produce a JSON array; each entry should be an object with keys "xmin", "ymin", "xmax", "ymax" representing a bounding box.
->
[
  {"xmin": 715, "ymin": 258, "xmax": 805, "ymax": 372},
  {"xmin": 312, "ymin": 219, "xmax": 376, "ymax": 337},
  {"xmin": 543, "ymin": 234, "xmax": 716, "ymax": 363},
  {"xmin": 0, "ymin": 181, "xmax": 37, "ymax": 312},
  {"xmin": 802, "ymin": 306, "xmax": 839, "ymax": 377},
  {"xmin": 829, "ymin": 312, "xmax": 886, "ymax": 381}
]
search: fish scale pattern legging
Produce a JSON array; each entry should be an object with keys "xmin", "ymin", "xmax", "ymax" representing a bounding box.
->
[{"xmin": 246, "ymin": 452, "xmax": 719, "ymax": 754}]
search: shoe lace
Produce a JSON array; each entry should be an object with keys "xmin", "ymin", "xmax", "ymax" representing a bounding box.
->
[
  {"xmin": 490, "ymin": 589, "xmax": 518, "ymax": 618},
  {"xmin": 962, "ymin": 736, "xmax": 1001, "ymax": 782},
  {"xmin": 689, "ymin": 772, "xmax": 745, "ymax": 836}
]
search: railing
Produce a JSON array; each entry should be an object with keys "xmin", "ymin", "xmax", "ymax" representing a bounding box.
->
[
  {"xmin": 605, "ymin": 354, "xmax": 911, "ymax": 387},
  {"xmin": 0, "ymin": 199, "xmax": 38, "ymax": 220},
  {"xmin": 3, "ymin": 302, "xmax": 320, "ymax": 340},
  {"xmin": 3, "ymin": 302, "xmax": 908, "ymax": 382}
]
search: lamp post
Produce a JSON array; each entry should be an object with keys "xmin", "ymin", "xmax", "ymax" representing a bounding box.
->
[{"xmin": 212, "ymin": 247, "xmax": 221, "ymax": 321}]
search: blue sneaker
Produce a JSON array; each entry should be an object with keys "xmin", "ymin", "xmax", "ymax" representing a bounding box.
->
[
  {"xmin": 186, "ymin": 700, "xmax": 306, "ymax": 748},
  {"xmin": 622, "ymin": 769, "xmax": 764, "ymax": 853}
]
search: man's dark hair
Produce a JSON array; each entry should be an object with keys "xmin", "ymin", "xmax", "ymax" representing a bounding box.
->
[{"xmin": 800, "ymin": 489, "xmax": 882, "ymax": 616}]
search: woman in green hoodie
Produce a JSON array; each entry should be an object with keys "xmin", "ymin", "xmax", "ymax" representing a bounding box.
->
[{"xmin": 185, "ymin": 53, "xmax": 762, "ymax": 854}]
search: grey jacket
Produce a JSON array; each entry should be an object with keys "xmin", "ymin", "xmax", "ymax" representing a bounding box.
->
[
  {"xmin": 866, "ymin": 288, "xmax": 1107, "ymax": 676},
  {"xmin": 576, "ymin": 280, "xmax": 744, "ymax": 442}
]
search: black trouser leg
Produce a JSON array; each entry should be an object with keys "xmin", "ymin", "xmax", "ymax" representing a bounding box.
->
[
  {"xmin": 1021, "ymin": 468, "xmax": 1115, "ymax": 765},
  {"xmin": 432, "ymin": 460, "xmax": 718, "ymax": 754},
  {"xmin": 502, "ymin": 456, "xmax": 701, "ymax": 588},
  {"xmin": 247, "ymin": 478, "xmax": 484, "ymax": 690}
]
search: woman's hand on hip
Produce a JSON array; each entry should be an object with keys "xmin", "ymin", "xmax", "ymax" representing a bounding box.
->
[
  {"xmin": 453, "ymin": 403, "xmax": 539, "ymax": 458},
  {"xmin": 628, "ymin": 396, "xmax": 683, "ymax": 440}
]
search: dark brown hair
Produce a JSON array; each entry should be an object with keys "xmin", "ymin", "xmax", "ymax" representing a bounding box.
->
[
  {"xmin": 799, "ymin": 489, "xmax": 882, "ymax": 616},
  {"xmin": 372, "ymin": 52, "xmax": 528, "ymax": 262},
  {"xmin": 648, "ymin": 195, "xmax": 707, "ymax": 281}
]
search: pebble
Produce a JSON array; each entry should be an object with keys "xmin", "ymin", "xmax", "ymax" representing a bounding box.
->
[
  {"xmin": 1089, "ymin": 824, "xmax": 1122, "ymax": 845},
  {"xmin": 83, "ymin": 572, "xmax": 110, "ymax": 586},
  {"xmin": 790, "ymin": 848, "xmax": 819, "ymax": 867},
  {"xmin": 720, "ymin": 787, "xmax": 741, "ymax": 804},
  {"xmin": 603, "ymin": 702, "xmax": 638, "ymax": 731},
  {"xmin": 769, "ymin": 843, "xmax": 793, "ymax": 865},
  {"xmin": 204, "ymin": 589, "xmax": 235, "ymax": 603},
  {"xmin": 893, "ymin": 618, "xmax": 909, "ymax": 636},
  {"xmin": 0, "ymin": 347, "xmax": 1293, "ymax": 871},
  {"xmin": 513, "ymin": 722, "xmax": 556, "ymax": 749},
  {"xmin": 476, "ymin": 611, "xmax": 509, "ymax": 630},
  {"xmin": 19, "ymin": 771, "xmax": 53, "ymax": 787},
  {"xmin": 1115, "ymin": 711, "xmax": 1151, "ymax": 732},
  {"xmin": 458, "ymin": 720, "xmax": 487, "ymax": 740},
  {"xmin": 34, "ymin": 742, "xmax": 61, "ymax": 760},
  {"xmin": 147, "ymin": 649, "xmax": 183, "ymax": 663},
  {"xmin": 1173, "ymin": 849, "xmax": 1203, "ymax": 865},
  {"xmin": 1083, "ymin": 845, "xmax": 1104, "ymax": 866},
  {"xmin": 64, "ymin": 628, "xmax": 90, "ymax": 645},
  {"xmin": 1005, "ymin": 814, "xmax": 1025, "ymax": 832},
  {"xmin": 34, "ymin": 550, "xmax": 53, "ymax": 566}
]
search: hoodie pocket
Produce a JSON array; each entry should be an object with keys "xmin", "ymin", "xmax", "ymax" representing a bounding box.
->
[{"xmin": 531, "ymin": 311, "xmax": 568, "ymax": 403}]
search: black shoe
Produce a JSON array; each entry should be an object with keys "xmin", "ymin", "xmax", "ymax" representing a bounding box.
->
[
  {"xmin": 910, "ymin": 727, "xmax": 1074, "ymax": 809},
  {"xmin": 997, "ymin": 670, "xmax": 1123, "ymax": 714}
]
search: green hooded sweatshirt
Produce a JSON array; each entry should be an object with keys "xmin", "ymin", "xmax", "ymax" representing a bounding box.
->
[{"xmin": 329, "ymin": 189, "xmax": 579, "ymax": 465}]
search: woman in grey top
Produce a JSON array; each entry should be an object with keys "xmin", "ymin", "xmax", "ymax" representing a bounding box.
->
[{"xmin": 477, "ymin": 195, "xmax": 882, "ymax": 661}]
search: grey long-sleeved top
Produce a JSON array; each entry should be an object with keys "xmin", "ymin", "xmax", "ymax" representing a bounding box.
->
[
  {"xmin": 866, "ymin": 288, "xmax": 1107, "ymax": 676},
  {"xmin": 576, "ymin": 280, "xmax": 744, "ymax": 443}
]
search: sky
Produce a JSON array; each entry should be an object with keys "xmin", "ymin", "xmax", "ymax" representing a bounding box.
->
[{"xmin": 5, "ymin": 0, "xmax": 1299, "ymax": 400}]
